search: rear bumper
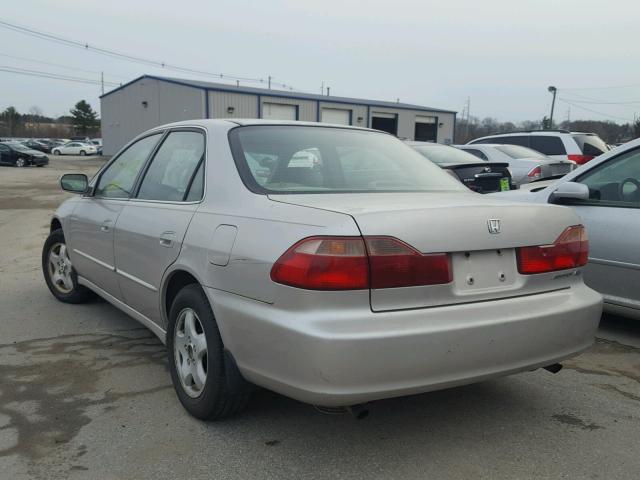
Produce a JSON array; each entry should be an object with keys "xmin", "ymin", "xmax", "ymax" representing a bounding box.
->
[{"xmin": 208, "ymin": 283, "xmax": 602, "ymax": 407}]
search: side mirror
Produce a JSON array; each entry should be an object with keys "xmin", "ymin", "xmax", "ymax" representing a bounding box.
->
[
  {"xmin": 60, "ymin": 173, "xmax": 88, "ymax": 194},
  {"xmin": 549, "ymin": 182, "xmax": 589, "ymax": 203}
]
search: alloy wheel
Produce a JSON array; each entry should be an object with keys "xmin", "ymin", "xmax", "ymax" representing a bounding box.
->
[
  {"xmin": 47, "ymin": 242, "xmax": 74, "ymax": 293},
  {"xmin": 174, "ymin": 308, "xmax": 208, "ymax": 398}
]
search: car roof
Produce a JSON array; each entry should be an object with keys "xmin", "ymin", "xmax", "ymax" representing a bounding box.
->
[{"xmin": 148, "ymin": 118, "xmax": 379, "ymax": 133}]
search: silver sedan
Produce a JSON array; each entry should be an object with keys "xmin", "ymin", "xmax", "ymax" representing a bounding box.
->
[
  {"xmin": 42, "ymin": 120, "xmax": 602, "ymax": 420},
  {"xmin": 457, "ymin": 143, "xmax": 576, "ymax": 186}
]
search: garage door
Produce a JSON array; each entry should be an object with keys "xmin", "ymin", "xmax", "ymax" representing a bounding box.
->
[
  {"xmin": 262, "ymin": 103, "xmax": 297, "ymax": 120},
  {"xmin": 321, "ymin": 108, "xmax": 351, "ymax": 125},
  {"xmin": 415, "ymin": 115, "xmax": 437, "ymax": 142}
]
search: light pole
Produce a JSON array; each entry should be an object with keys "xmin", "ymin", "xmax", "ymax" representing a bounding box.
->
[{"xmin": 548, "ymin": 86, "xmax": 557, "ymax": 129}]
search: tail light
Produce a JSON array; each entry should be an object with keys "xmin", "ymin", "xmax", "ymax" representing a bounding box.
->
[
  {"xmin": 517, "ymin": 225, "xmax": 588, "ymax": 274},
  {"xmin": 527, "ymin": 166, "xmax": 542, "ymax": 179},
  {"xmin": 270, "ymin": 236, "xmax": 451, "ymax": 290},
  {"xmin": 567, "ymin": 154, "xmax": 595, "ymax": 165}
]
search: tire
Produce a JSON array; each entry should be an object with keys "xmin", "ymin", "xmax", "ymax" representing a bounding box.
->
[
  {"xmin": 168, "ymin": 284, "xmax": 252, "ymax": 420},
  {"xmin": 15, "ymin": 157, "xmax": 27, "ymax": 167},
  {"xmin": 36, "ymin": 164, "xmax": 44, "ymax": 167},
  {"xmin": 79, "ymin": 150, "xmax": 86, "ymax": 156},
  {"xmin": 42, "ymin": 229, "xmax": 93, "ymax": 304},
  {"xmin": 53, "ymin": 150, "xmax": 60, "ymax": 155}
]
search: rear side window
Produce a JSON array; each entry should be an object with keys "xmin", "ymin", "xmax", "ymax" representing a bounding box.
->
[
  {"xmin": 137, "ymin": 131, "xmax": 205, "ymax": 202},
  {"xmin": 572, "ymin": 134, "xmax": 608, "ymax": 156},
  {"xmin": 530, "ymin": 136, "xmax": 566, "ymax": 156}
]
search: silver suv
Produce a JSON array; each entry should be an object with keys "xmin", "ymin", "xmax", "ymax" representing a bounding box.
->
[
  {"xmin": 42, "ymin": 120, "xmax": 601, "ymax": 420},
  {"xmin": 468, "ymin": 130, "xmax": 609, "ymax": 165}
]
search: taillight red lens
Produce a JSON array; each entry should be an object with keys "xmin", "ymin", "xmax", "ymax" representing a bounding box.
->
[
  {"xmin": 527, "ymin": 166, "xmax": 542, "ymax": 178},
  {"xmin": 270, "ymin": 237, "xmax": 369, "ymax": 290},
  {"xmin": 567, "ymin": 154, "xmax": 595, "ymax": 165},
  {"xmin": 517, "ymin": 225, "xmax": 588, "ymax": 274},
  {"xmin": 270, "ymin": 236, "xmax": 452, "ymax": 290},
  {"xmin": 365, "ymin": 237, "xmax": 452, "ymax": 288}
]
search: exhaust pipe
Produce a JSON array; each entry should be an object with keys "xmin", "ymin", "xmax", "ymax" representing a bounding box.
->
[
  {"xmin": 543, "ymin": 363, "xmax": 563, "ymax": 374},
  {"xmin": 314, "ymin": 404, "xmax": 370, "ymax": 420},
  {"xmin": 347, "ymin": 404, "xmax": 370, "ymax": 420}
]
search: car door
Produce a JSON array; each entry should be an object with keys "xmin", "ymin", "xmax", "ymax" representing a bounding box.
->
[
  {"xmin": 66, "ymin": 133, "xmax": 163, "ymax": 297},
  {"xmin": 557, "ymin": 146, "xmax": 640, "ymax": 309},
  {"xmin": 0, "ymin": 144, "xmax": 11, "ymax": 164},
  {"xmin": 113, "ymin": 129, "xmax": 205, "ymax": 324}
]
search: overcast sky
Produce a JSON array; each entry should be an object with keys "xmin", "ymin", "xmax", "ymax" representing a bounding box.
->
[{"xmin": 1, "ymin": 0, "xmax": 638, "ymax": 123}]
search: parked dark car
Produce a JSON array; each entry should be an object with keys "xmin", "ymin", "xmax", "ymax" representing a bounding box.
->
[
  {"xmin": 0, "ymin": 142, "xmax": 49, "ymax": 167},
  {"xmin": 407, "ymin": 141, "xmax": 513, "ymax": 193},
  {"xmin": 23, "ymin": 139, "xmax": 52, "ymax": 153}
]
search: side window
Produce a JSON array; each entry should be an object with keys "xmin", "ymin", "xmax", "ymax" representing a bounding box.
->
[
  {"xmin": 499, "ymin": 136, "xmax": 529, "ymax": 147},
  {"xmin": 95, "ymin": 134, "xmax": 162, "ymax": 199},
  {"xmin": 464, "ymin": 148, "xmax": 488, "ymax": 160},
  {"xmin": 137, "ymin": 131, "xmax": 205, "ymax": 201},
  {"xmin": 530, "ymin": 136, "xmax": 566, "ymax": 156},
  {"xmin": 577, "ymin": 148, "xmax": 640, "ymax": 207}
]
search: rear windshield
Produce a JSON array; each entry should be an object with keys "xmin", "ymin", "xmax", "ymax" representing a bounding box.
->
[
  {"xmin": 572, "ymin": 134, "xmax": 608, "ymax": 156},
  {"xmin": 495, "ymin": 145, "xmax": 546, "ymax": 159},
  {"xmin": 411, "ymin": 144, "xmax": 482, "ymax": 165},
  {"xmin": 229, "ymin": 126, "xmax": 465, "ymax": 194}
]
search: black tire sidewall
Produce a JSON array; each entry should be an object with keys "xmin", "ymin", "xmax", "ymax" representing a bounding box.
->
[
  {"xmin": 167, "ymin": 284, "xmax": 226, "ymax": 419},
  {"xmin": 79, "ymin": 150, "xmax": 86, "ymax": 156},
  {"xmin": 42, "ymin": 229, "xmax": 91, "ymax": 304}
]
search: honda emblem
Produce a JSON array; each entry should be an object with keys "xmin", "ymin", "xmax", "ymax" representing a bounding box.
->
[{"xmin": 487, "ymin": 219, "xmax": 501, "ymax": 234}]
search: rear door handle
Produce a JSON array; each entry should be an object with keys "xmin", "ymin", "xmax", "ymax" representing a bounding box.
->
[
  {"xmin": 159, "ymin": 231, "xmax": 176, "ymax": 248},
  {"xmin": 100, "ymin": 220, "xmax": 112, "ymax": 232}
]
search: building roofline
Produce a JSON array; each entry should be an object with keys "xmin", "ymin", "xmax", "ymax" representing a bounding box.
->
[{"xmin": 100, "ymin": 74, "xmax": 457, "ymax": 114}]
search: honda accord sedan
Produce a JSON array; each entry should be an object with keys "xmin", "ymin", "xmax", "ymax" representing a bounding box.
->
[{"xmin": 42, "ymin": 120, "xmax": 602, "ymax": 420}]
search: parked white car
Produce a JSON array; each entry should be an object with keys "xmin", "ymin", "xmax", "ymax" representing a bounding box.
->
[
  {"xmin": 467, "ymin": 130, "xmax": 609, "ymax": 165},
  {"xmin": 52, "ymin": 142, "xmax": 97, "ymax": 156}
]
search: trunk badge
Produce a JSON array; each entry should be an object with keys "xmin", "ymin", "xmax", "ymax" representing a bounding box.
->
[{"xmin": 487, "ymin": 219, "xmax": 501, "ymax": 234}]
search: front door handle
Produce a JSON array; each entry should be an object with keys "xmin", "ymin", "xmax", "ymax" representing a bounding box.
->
[
  {"xmin": 100, "ymin": 220, "xmax": 112, "ymax": 232},
  {"xmin": 159, "ymin": 231, "xmax": 176, "ymax": 248}
]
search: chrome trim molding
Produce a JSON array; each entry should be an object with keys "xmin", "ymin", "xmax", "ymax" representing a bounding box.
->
[
  {"xmin": 116, "ymin": 268, "xmax": 158, "ymax": 292},
  {"xmin": 72, "ymin": 248, "xmax": 115, "ymax": 271},
  {"xmin": 77, "ymin": 276, "xmax": 167, "ymax": 343}
]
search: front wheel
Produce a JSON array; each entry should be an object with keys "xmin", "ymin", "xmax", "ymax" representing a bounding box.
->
[
  {"xmin": 42, "ymin": 229, "xmax": 93, "ymax": 303},
  {"xmin": 15, "ymin": 157, "xmax": 27, "ymax": 167},
  {"xmin": 79, "ymin": 150, "xmax": 86, "ymax": 156},
  {"xmin": 168, "ymin": 284, "xmax": 252, "ymax": 420},
  {"xmin": 53, "ymin": 150, "xmax": 61, "ymax": 155}
]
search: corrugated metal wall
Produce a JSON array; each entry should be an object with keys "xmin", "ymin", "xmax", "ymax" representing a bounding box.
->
[{"xmin": 102, "ymin": 78, "xmax": 456, "ymax": 155}]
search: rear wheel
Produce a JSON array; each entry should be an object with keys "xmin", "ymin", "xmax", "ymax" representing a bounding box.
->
[
  {"xmin": 168, "ymin": 284, "xmax": 251, "ymax": 420},
  {"xmin": 15, "ymin": 157, "xmax": 27, "ymax": 167},
  {"xmin": 42, "ymin": 229, "xmax": 93, "ymax": 303}
]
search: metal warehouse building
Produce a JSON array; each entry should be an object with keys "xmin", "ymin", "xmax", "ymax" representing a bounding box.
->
[{"xmin": 100, "ymin": 75, "xmax": 456, "ymax": 155}]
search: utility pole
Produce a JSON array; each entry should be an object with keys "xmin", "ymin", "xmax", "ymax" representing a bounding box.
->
[
  {"xmin": 268, "ymin": 76, "xmax": 271, "ymax": 89},
  {"xmin": 547, "ymin": 86, "xmax": 557, "ymax": 129},
  {"xmin": 327, "ymin": 87, "xmax": 330, "ymax": 96},
  {"xmin": 101, "ymin": 71, "xmax": 104, "ymax": 95},
  {"xmin": 465, "ymin": 96, "xmax": 471, "ymax": 140},
  {"xmin": 321, "ymin": 81, "xmax": 324, "ymax": 95}
]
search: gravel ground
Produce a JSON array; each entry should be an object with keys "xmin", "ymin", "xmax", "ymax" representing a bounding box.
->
[{"xmin": 1, "ymin": 156, "xmax": 639, "ymax": 479}]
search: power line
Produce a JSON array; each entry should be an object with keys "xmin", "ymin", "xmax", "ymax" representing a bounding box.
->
[
  {"xmin": 0, "ymin": 65, "xmax": 121, "ymax": 87},
  {"xmin": 0, "ymin": 52, "xmax": 129, "ymax": 81},
  {"xmin": 557, "ymin": 98, "xmax": 633, "ymax": 122},
  {"xmin": 561, "ymin": 90, "xmax": 640, "ymax": 106},
  {"xmin": 563, "ymin": 82, "xmax": 640, "ymax": 91},
  {"xmin": 0, "ymin": 18, "xmax": 299, "ymax": 91}
]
